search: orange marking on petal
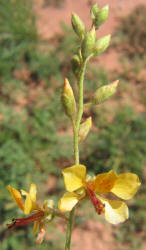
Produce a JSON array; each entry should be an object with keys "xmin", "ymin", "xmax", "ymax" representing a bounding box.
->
[{"xmin": 95, "ymin": 171, "xmax": 117, "ymax": 193}]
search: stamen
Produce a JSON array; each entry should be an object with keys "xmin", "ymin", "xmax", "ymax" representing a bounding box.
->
[
  {"xmin": 36, "ymin": 227, "xmax": 46, "ymax": 244},
  {"xmin": 6, "ymin": 211, "xmax": 44, "ymax": 228},
  {"xmin": 86, "ymin": 187, "xmax": 105, "ymax": 215}
]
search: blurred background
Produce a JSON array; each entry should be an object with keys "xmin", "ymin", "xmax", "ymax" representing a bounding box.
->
[{"xmin": 0, "ymin": 0, "xmax": 146, "ymax": 249}]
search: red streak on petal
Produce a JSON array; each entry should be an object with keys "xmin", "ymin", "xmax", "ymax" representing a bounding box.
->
[
  {"xmin": 86, "ymin": 187, "xmax": 105, "ymax": 215},
  {"xmin": 7, "ymin": 211, "xmax": 44, "ymax": 228}
]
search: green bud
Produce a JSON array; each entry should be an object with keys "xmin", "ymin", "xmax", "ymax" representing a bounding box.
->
[
  {"xmin": 98, "ymin": 5, "xmax": 109, "ymax": 25},
  {"xmin": 93, "ymin": 5, "xmax": 109, "ymax": 29},
  {"xmin": 71, "ymin": 55, "xmax": 80, "ymax": 78},
  {"xmin": 92, "ymin": 80, "xmax": 119, "ymax": 105},
  {"xmin": 44, "ymin": 199, "xmax": 55, "ymax": 209},
  {"xmin": 72, "ymin": 13, "xmax": 85, "ymax": 40},
  {"xmin": 81, "ymin": 26, "xmax": 96, "ymax": 59},
  {"xmin": 93, "ymin": 34, "xmax": 111, "ymax": 56},
  {"xmin": 79, "ymin": 117, "xmax": 92, "ymax": 142},
  {"xmin": 90, "ymin": 4, "xmax": 99, "ymax": 19},
  {"xmin": 43, "ymin": 199, "xmax": 55, "ymax": 223},
  {"xmin": 61, "ymin": 78, "xmax": 76, "ymax": 119}
]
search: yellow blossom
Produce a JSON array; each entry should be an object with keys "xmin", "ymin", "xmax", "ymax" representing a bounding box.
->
[
  {"xmin": 58, "ymin": 165, "xmax": 141, "ymax": 224},
  {"xmin": 7, "ymin": 184, "xmax": 55, "ymax": 244}
]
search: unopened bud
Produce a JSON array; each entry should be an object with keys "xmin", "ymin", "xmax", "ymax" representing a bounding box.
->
[
  {"xmin": 61, "ymin": 78, "xmax": 76, "ymax": 119},
  {"xmin": 81, "ymin": 26, "xmax": 96, "ymax": 59},
  {"xmin": 71, "ymin": 55, "xmax": 80, "ymax": 78},
  {"xmin": 92, "ymin": 80, "xmax": 119, "ymax": 105},
  {"xmin": 79, "ymin": 117, "xmax": 92, "ymax": 142},
  {"xmin": 44, "ymin": 199, "xmax": 55, "ymax": 209},
  {"xmin": 93, "ymin": 34, "xmax": 111, "ymax": 56},
  {"xmin": 93, "ymin": 5, "xmax": 109, "ymax": 29},
  {"xmin": 90, "ymin": 4, "xmax": 99, "ymax": 19},
  {"xmin": 43, "ymin": 200, "xmax": 55, "ymax": 223},
  {"xmin": 72, "ymin": 13, "xmax": 85, "ymax": 40}
]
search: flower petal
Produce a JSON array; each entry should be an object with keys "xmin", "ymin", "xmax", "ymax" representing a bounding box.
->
[
  {"xmin": 24, "ymin": 194, "xmax": 33, "ymax": 215},
  {"xmin": 29, "ymin": 184, "xmax": 37, "ymax": 202},
  {"xmin": 21, "ymin": 184, "xmax": 38, "ymax": 214},
  {"xmin": 95, "ymin": 170, "xmax": 117, "ymax": 193},
  {"xmin": 58, "ymin": 192, "xmax": 83, "ymax": 212},
  {"xmin": 98, "ymin": 196, "xmax": 129, "ymax": 224},
  {"xmin": 7, "ymin": 185, "xmax": 24, "ymax": 211},
  {"xmin": 111, "ymin": 173, "xmax": 141, "ymax": 200},
  {"xmin": 62, "ymin": 165, "xmax": 86, "ymax": 192}
]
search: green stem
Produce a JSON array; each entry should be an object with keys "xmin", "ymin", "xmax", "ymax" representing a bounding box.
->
[
  {"xmin": 65, "ymin": 60, "xmax": 87, "ymax": 250},
  {"xmin": 74, "ymin": 60, "xmax": 87, "ymax": 164},
  {"xmin": 65, "ymin": 208, "xmax": 75, "ymax": 250},
  {"xmin": 54, "ymin": 209, "xmax": 68, "ymax": 221}
]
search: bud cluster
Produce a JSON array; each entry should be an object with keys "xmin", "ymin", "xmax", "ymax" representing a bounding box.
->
[
  {"xmin": 70, "ymin": 4, "xmax": 110, "ymax": 70},
  {"xmin": 61, "ymin": 3, "xmax": 118, "ymax": 133}
]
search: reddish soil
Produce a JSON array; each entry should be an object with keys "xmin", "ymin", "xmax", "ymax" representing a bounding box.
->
[
  {"xmin": 34, "ymin": 0, "xmax": 146, "ymax": 39},
  {"xmin": 72, "ymin": 220, "xmax": 114, "ymax": 250},
  {"xmin": 34, "ymin": 0, "xmax": 146, "ymax": 72}
]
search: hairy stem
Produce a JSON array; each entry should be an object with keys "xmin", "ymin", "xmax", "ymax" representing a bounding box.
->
[{"xmin": 65, "ymin": 60, "xmax": 87, "ymax": 250}]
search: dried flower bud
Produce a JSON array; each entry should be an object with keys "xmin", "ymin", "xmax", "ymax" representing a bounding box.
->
[
  {"xmin": 92, "ymin": 80, "xmax": 119, "ymax": 105},
  {"xmin": 93, "ymin": 34, "xmax": 111, "ymax": 56},
  {"xmin": 79, "ymin": 117, "xmax": 92, "ymax": 142},
  {"xmin": 93, "ymin": 5, "xmax": 109, "ymax": 29},
  {"xmin": 71, "ymin": 55, "xmax": 80, "ymax": 78},
  {"xmin": 72, "ymin": 13, "xmax": 85, "ymax": 40},
  {"xmin": 81, "ymin": 26, "xmax": 96, "ymax": 59},
  {"xmin": 90, "ymin": 4, "xmax": 99, "ymax": 20},
  {"xmin": 61, "ymin": 78, "xmax": 76, "ymax": 119}
]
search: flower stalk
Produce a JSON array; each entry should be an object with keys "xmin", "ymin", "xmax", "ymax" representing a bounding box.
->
[{"xmin": 65, "ymin": 57, "xmax": 88, "ymax": 250}]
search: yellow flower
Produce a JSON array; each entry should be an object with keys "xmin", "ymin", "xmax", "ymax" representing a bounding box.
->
[
  {"xmin": 58, "ymin": 165, "xmax": 141, "ymax": 224},
  {"xmin": 7, "ymin": 184, "xmax": 55, "ymax": 244}
]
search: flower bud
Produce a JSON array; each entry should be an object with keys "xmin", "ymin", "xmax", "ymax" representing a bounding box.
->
[
  {"xmin": 81, "ymin": 26, "xmax": 96, "ymax": 59},
  {"xmin": 43, "ymin": 200, "xmax": 55, "ymax": 222},
  {"xmin": 71, "ymin": 55, "xmax": 80, "ymax": 78},
  {"xmin": 61, "ymin": 78, "xmax": 76, "ymax": 119},
  {"xmin": 79, "ymin": 117, "xmax": 92, "ymax": 142},
  {"xmin": 93, "ymin": 34, "xmax": 111, "ymax": 56},
  {"xmin": 72, "ymin": 13, "xmax": 85, "ymax": 40},
  {"xmin": 92, "ymin": 80, "xmax": 119, "ymax": 105},
  {"xmin": 44, "ymin": 199, "xmax": 55, "ymax": 209},
  {"xmin": 90, "ymin": 4, "xmax": 99, "ymax": 19},
  {"xmin": 93, "ymin": 5, "xmax": 109, "ymax": 28}
]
